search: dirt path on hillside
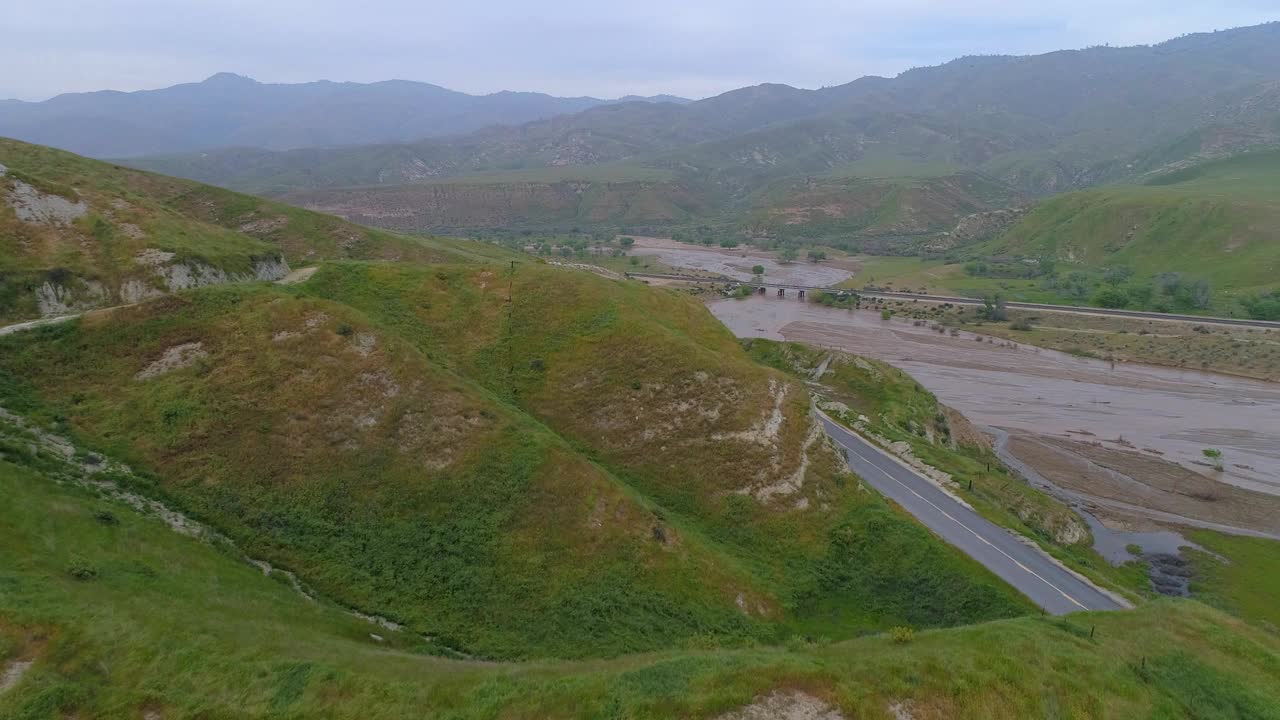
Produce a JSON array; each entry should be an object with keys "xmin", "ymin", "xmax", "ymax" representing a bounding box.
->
[
  {"xmin": 276, "ymin": 266, "xmax": 319, "ymax": 284},
  {"xmin": 0, "ymin": 271, "xmax": 318, "ymax": 337},
  {"xmin": 0, "ymin": 660, "xmax": 33, "ymax": 694}
]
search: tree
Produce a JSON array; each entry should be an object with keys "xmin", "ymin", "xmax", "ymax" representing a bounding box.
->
[
  {"xmin": 751, "ymin": 265, "xmax": 765, "ymax": 277},
  {"xmin": 1066, "ymin": 271, "xmax": 1091, "ymax": 300},
  {"xmin": 619, "ymin": 236, "xmax": 635, "ymax": 249},
  {"xmin": 981, "ymin": 294, "xmax": 1008, "ymax": 321},
  {"xmin": 780, "ymin": 247, "xmax": 798, "ymax": 263},
  {"xmin": 1153, "ymin": 272, "xmax": 1183, "ymax": 296},
  {"xmin": 807, "ymin": 248, "xmax": 827, "ymax": 263},
  {"xmin": 1188, "ymin": 279, "xmax": 1212, "ymax": 309},
  {"xmin": 1103, "ymin": 265, "xmax": 1133, "ymax": 286}
]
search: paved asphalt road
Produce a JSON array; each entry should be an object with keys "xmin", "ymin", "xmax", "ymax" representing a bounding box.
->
[{"xmin": 817, "ymin": 413, "xmax": 1126, "ymax": 614}]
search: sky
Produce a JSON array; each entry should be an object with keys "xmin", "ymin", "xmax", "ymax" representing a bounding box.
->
[{"xmin": 3, "ymin": 1, "xmax": 1278, "ymax": 101}]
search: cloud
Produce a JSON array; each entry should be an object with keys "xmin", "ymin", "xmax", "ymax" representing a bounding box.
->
[{"xmin": 1, "ymin": 1, "xmax": 1276, "ymax": 100}]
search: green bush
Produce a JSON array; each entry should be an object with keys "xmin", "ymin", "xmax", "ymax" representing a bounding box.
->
[
  {"xmin": 67, "ymin": 559, "xmax": 98, "ymax": 581},
  {"xmin": 1241, "ymin": 291, "xmax": 1280, "ymax": 321},
  {"xmin": 1093, "ymin": 288, "xmax": 1129, "ymax": 308}
]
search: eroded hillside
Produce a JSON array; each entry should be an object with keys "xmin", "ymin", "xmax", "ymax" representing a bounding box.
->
[
  {"xmin": 4, "ymin": 433, "xmax": 1279, "ymax": 718},
  {"xmin": 0, "ymin": 264, "xmax": 1032, "ymax": 659},
  {"xmin": 0, "ymin": 139, "xmax": 507, "ymax": 323}
]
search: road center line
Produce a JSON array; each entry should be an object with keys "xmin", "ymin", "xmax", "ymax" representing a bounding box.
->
[{"xmin": 824, "ymin": 419, "xmax": 1091, "ymax": 612}]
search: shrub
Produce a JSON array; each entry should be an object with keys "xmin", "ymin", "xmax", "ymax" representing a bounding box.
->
[
  {"xmin": 880, "ymin": 309, "xmax": 892, "ymax": 321},
  {"xmin": 889, "ymin": 626, "xmax": 915, "ymax": 644},
  {"xmin": 815, "ymin": 291, "xmax": 857, "ymax": 308},
  {"xmin": 67, "ymin": 559, "xmax": 98, "ymax": 581},
  {"xmin": 980, "ymin": 294, "xmax": 1008, "ymax": 321},
  {"xmin": 1202, "ymin": 448, "xmax": 1224, "ymax": 471},
  {"xmin": 1093, "ymin": 288, "xmax": 1129, "ymax": 308},
  {"xmin": 1241, "ymin": 291, "xmax": 1280, "ymax": 321},
  {"xmin": 1103, "ymin": 265, "xmax": 1133, "ymax": 285},
  {"xmin": 1009, "ymin": 319, "xmax": 1033, "ymax": 331}
]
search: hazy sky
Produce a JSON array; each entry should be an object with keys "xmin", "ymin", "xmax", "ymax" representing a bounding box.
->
[{"xmin": 4, "ymin": 1, "xmax": 1278, "ymax": 101}]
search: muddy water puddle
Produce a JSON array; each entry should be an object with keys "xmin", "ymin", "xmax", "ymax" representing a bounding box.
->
[
  {"xmin": 628, "ymin": 237, "xmax": 853, "ymax": 287},
  {"xmin": 709, "ymin": 295, "xmax": 1280, "ymax": 500}
]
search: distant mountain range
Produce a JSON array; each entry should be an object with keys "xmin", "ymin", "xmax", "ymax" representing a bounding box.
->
[
  {"xmin": 5, "ymin": 23, "xmax": 1279, "ymax": 245},
  {"xmin": 0, "ymin": 73, "xmax": 690, "ymax": 157}
]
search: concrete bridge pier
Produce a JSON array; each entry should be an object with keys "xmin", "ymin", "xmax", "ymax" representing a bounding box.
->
[
  {"xmin": 798, "ymin": 289, "xmax": 806, "ymax": 299},
  {"xmin": 777, "ymin": 288, "xmax": 785, "ymax": 297}
]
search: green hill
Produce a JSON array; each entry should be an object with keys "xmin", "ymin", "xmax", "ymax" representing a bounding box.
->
[
  {"xmin": 742, "ymin": 173, "xmax": 1022, "ymax": 248},
  {"xmin": 3, "ymin": 426, "xmax": 1280, "ymax": 718},
  {"xmin": 0, "ymin": 262, "xmax": 1035, "ymax": 660},
  {"xmin": 4, "ymin": 140, "xmax": 1280, "ymax": 717},
  {"xmin": 0, "ymin": 138, "xmax": 509, "ymax": 324},
  {"xmin": 279, "ymin": 176, "xmax": 713, "ymax": 234},
  {"xmin": 967, "ymin": 149, "xmax": 1280, "ymax": 313}
]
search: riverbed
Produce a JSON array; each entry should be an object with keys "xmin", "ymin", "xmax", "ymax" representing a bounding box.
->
[
  {"xmin": 708, "ymin": 295, "xmax": 1280, "ymax": 538},
  {"xmin": 627, "ymin": 236, "xmax": 855, "ymax": 287}
]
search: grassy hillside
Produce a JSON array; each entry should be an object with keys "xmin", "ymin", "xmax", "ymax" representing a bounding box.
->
[
  {"xmin": 743, "ymin": 339, "xmax": 1151, "ymax": 598},
  {"xmin": 829, "ymin": 151, "xmax": 1280, "ymax": 316},
  {"xmin": 280, "ymin": 178, "xmax": 714, "ymax": 234},
  {"xmin": 964, "ymin": 149, "xmax": 1280, "ymax": 314},
  {"xmin": 0, "ymin": 265, "xmax": 1034, "ymax": 661},
  {"xmin": 742, "ymin": 173, "xmax": 1021, "ymax": 247},
  {"xmin": 3, "ymin": 440, "xmax": 1279, "ymax": 718},
  {"xmin": 1187, "ymin": 531, "xmax": 1280, "ymax": 632},
  {"xmin": 1, "ymin": 287, "xmax": 768, "ymax": 661},
  {"xmin": 297, "ymin": 264, "xmax": 1036, "ymax": 635},
  {"xmin": 0, "ymin": 138, "xmax": 509, "ymax": 323}
]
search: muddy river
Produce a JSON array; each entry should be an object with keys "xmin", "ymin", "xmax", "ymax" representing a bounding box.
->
[
  {"xmin": 709, "ymin": 296, "xmax": 1280, "ymax": 511},
  {"xmin": 628, "ymin": 237, "xmax": 854, "ymax": 287},
  {"xmin": 625, "ymin": 239, "xmax": 1280, "ymax": 543}
]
